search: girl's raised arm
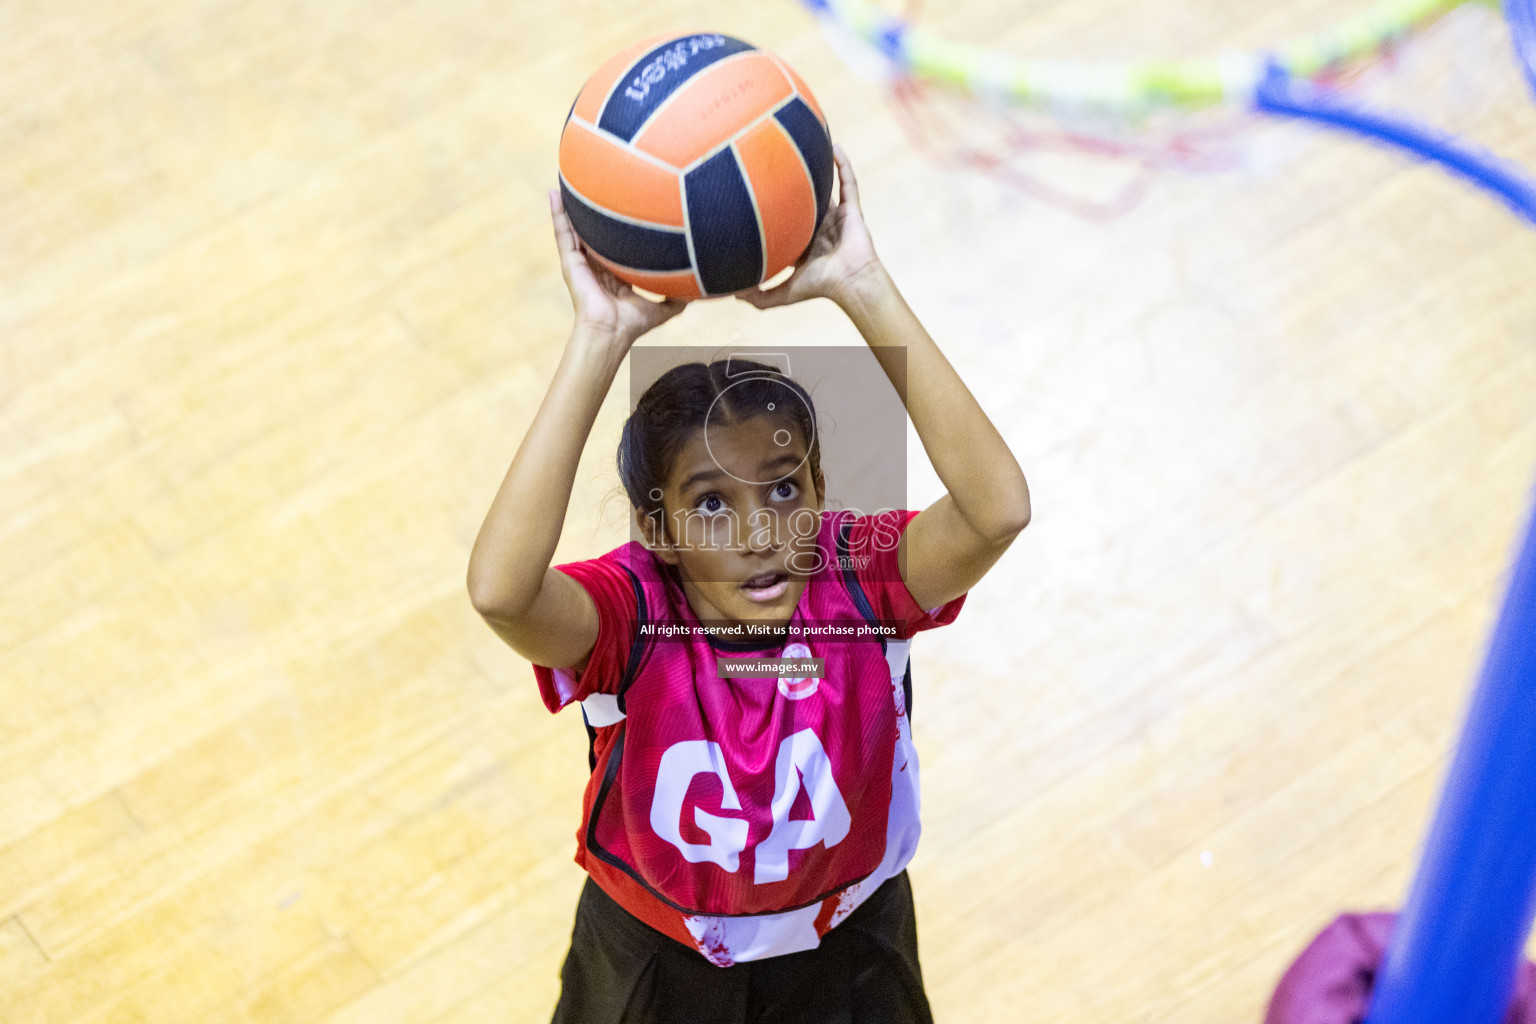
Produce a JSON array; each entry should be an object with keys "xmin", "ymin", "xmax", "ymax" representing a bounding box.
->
[
  {"xmin": 734, "ymin": 145, "xmax": 1030, "ymax": 612},
  {"xmin": 837, "ymin": 261, "xmax": 1031, "ymax": 613},
  {"xmin": 466, "ymin": 190, "xmax": 686, "ymax": 670}
]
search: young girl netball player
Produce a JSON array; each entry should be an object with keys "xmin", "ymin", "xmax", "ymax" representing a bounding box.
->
[{"xmin": 467, "ymin": 144, "xmax": 1031, "ymax": 1023}]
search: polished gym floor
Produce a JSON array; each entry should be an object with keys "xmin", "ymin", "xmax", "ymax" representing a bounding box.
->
[{"xmin": 4, "ymin": 0, "xmax": 1536, "ymax": 1020}]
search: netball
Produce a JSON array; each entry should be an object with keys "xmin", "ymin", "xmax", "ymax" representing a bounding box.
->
[{"xmin": 557, "ymin": 32, "xmax": 835, "ymax": 298}]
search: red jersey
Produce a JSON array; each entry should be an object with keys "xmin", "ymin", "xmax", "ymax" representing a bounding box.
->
[{"xmin": 533, "ymin": 509, "xmax": 965, "ymax": 965}]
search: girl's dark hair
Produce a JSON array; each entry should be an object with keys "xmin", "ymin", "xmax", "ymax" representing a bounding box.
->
[{"xmin": 619, "ymin": 359, "xmax": 821, "ymax": 537}]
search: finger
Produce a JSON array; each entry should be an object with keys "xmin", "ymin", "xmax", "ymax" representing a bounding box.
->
[
  {"xmin": 814, "ymin": 199, "xmax": 837, "ymax": 239},
  {"xmin": 550, "ymin": 191, "xmax": 585, "ymax": 267},
  {"xmin": 654, "ymin": 296, "xmax": 689, "ymax": 322},
  {"xmin": 832, "ymin": 143, "xmax": 860, "ymax": 209},
  {"xmin": 631, "ymin": 293, "xmax": 689, "ymax": 332},
  {"xmin": 550, "ymin": 186, "xmax": 570, "ymax": 230},
  {"xmin": 585, "ymin": 254, "xmax": 627, "ymax": 293},
  {"xmin": 735, "ymin": 283, "xmax": 794, "ymax": 310},
  {"xmin": 746, "ymin": 263, "xmax": 806, "ymax": 302},
  {"xmin": 551, "ymin": 190, "xmax": 590, "ymax": 259}
]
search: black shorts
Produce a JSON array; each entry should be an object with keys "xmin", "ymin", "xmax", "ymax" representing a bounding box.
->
[{"xmin": 550, "ymin": 871, "xmax": 935, "ymax": 1024}]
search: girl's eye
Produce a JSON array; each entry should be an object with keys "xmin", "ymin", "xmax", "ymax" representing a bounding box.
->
[
  {"xmin": 695, "ymin": 493, "xmax": 726, "ymax": 514},
  {"xmin": 771, "ymin": 481, "xmax": 799, "ymax": 502}
]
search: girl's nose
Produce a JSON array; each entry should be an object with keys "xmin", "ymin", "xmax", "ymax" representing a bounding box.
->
[{"xmin": 744, "ymin": 505, "xmax": 786, "ymax": 553}]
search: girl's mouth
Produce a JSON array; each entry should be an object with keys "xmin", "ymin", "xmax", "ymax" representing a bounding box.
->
[{"xmin": 739, "ymin": 571, "xmax": 789, "ymax": 602}]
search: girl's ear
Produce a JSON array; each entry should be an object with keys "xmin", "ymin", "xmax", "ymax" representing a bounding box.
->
[
  {"xmin": 634, "ymin": 506, "xmax": 681, "ymax": 565},
  {"xmin": 813, "ymin": 469, "xmax": 827, "ymax": 506}
]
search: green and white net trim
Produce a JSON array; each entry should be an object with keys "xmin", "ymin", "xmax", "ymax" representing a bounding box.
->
[{"xmin": 805, "ymin": 0, "xmax": 1484, "ymax": 113}]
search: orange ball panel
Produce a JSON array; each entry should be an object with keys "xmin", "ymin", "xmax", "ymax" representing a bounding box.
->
[
  {"xmin": 771, "ymin": 54, "xmax": 828, "ymax": 127},
  {"xmin": 587, "ymin": 249, "xmax": 703, "ymax": 301},
  {"xmin": 558, "ymin": 120, "xmax": 685, "ymax": 229},
  {"xmin": 631, "ymin": 53, "xmax": 794, "ymax": 169},
  {"xmin": 735, "ymin": 119, "xmax": 816, "ymax": 277}
]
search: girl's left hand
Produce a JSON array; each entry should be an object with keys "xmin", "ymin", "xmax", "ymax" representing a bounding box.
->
[
  {"xmin": 733, "ymin": 143, "xmax": 882, "ymax": 310},
  {"xmin": 550, "ymin": 187, "xmax": 688, "ymax": 346}
]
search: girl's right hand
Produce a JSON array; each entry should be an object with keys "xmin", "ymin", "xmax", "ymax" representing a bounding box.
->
[{"xmin": 550, "ymin": 188, "xmax": 688, "ymax": 347}]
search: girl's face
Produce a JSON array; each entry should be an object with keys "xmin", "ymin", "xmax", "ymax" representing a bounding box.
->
[{"xmin": 642, "ymin": 415, "xmax": 825, "ymax": 629}]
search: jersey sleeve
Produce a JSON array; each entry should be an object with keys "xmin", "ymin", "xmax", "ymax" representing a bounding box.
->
[
  {"xmin": 530, "ymin": 556, "xmax": 639, "ymax": 714},
  {"xmin": 842, "ymin": 509, "xmax": 967, "ymax": 639}
]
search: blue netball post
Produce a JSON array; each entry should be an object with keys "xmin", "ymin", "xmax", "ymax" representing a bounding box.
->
[
  {"xmin": 1355, "ymin": 491, "xmax": 1536, "ymax": 1024},
  {"xmin": 1509, "ymin": 0, "xmax": 1536, "ymax": 99},
  {"xmin": 1252, "ymin": 59, "xmax": 1536, "ymax": 228}
]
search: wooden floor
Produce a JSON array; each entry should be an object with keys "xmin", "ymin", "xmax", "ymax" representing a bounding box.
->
[{"xmin": 4, "ymin": 0, "xmax": 1536, "ymax": 1020}]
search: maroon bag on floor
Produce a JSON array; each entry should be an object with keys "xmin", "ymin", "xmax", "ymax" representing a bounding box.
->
[{"xmin": 1265, "ymin": 912, "xmax": 1536, "ymax": 1024}]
